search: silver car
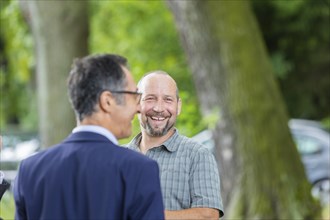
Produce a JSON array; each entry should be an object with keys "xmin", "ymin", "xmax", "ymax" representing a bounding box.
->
[{"xmin": 192, "ymin": 119, "xmax": 330, "ymax": 205}]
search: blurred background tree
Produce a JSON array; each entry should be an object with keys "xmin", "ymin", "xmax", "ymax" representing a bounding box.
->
[
  {"xmin": 25, "ymin": 0, "xmax": 89, "ymax": 147},
  {"xmin": 0, "ymin": 0, "xmax": 35, "ymax": 130},
  {"xmin": 167, "ymin": 0, "xmax": 320, "ymax": 218},
  {"xmin": 1, "ymin": 0, "xmax": 328, "ymax": 136},
  {"xmin": 252, "ymin": 0, "xmax": 330, "ymax": 121},
  {"xmin": 1, "ymin": 0, "xmax": 204, "ymax": 143}
]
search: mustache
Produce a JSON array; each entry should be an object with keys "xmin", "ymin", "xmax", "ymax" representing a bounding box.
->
[{"xmin": 146, "ymin": 112, "xmax": 171, "ymax": 118}]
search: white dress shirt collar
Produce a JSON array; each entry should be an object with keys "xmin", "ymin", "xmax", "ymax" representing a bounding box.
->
[{"xmin": 72, "ymin": 125, "xmax": 118, "ymax": 145}]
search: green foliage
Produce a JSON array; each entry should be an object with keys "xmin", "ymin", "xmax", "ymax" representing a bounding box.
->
[
  {"xmin": 0, "ymin": 0, "xmax": 36, "ymax": 130},
  {"xmin": 90, "ymin": 0, "xmax": 203, "ymax": 137},
  {"xmin": 252, "ymin": 0, "xmax": 330, "ymax": 120},
  {"xmin": 0, "ymin": 191, "xmax": 15, "ymax": 219},
  {"xmin": 270, "ymin": 52, "xmax": 293, "ymax": 79},
  {"xmin": 321, "ymin": 116, "xmax": 330, "ymax": 131},
  {"xmin": 2, "ymin": 0, "xmax": 328, "ymax": 135},
  {"xmin": 323, "ymin": 205, "xmax": 330, "ymax": 220},
  {"xmin": 201, "ymin": 107, "xmax": 221, "ymax": 130}
]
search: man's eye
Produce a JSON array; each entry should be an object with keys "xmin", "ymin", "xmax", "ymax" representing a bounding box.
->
[{"xmin": 144, "ymin": 97, "xmax": 155, "ymax": 101}]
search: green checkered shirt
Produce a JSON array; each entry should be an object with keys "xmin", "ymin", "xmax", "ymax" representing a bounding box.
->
[{"xmin": 126, "ymin": 129, "xmax": 224, "ymax": 216}]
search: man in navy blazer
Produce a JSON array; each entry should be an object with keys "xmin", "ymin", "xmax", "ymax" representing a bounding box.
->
[{"xmin": 13, "ymin": 54, "xmax": 164, "ymax": 220}]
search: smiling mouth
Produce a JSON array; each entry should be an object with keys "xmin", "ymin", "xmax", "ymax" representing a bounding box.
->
[{"xmin": 151, "ymin": 116, "xmax": 166, "ymax": 121}]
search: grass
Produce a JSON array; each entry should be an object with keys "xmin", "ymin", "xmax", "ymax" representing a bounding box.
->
[
  {"xmin": 322, "ymin": 205, "xmax": 330, "ymax": 220},
  {"xmin": 0, "ymin": 191, "xmax": 15, "ymax": 220}
]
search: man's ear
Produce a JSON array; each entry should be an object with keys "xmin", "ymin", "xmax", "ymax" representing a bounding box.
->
[
  {"xmin": 99, "ymin": 91, "xmax": 113, "ymax": 113},
  {"xmin": 177, "ymin": 98, "xmax": 182, "ymax": 116}
]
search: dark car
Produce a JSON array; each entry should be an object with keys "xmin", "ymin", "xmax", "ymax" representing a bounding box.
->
[{"xmin": 192, "ymin": 119, "xmax": 330, "ymax": 205}]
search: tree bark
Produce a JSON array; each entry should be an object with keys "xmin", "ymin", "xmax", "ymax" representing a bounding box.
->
[
  {"xmin": 26, "ymin": 0, "xmax": 89, "ymax": 147},
  {"xmin": 167, "ymin": 0, "xmax": 321, "ymax": 218}
]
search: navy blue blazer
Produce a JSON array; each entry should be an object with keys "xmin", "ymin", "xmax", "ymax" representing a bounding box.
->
[{"xmin": 14, "ymin": 132, "xmax": 164, "ymax": 220}]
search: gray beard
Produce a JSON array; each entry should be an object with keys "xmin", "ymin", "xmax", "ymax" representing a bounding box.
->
[{"xmin": 144, "ymin": 118, "xmax": 174, "ymax": 137}]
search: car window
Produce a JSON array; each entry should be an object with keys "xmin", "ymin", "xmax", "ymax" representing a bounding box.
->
[
  {"xmin": 2, "ymin": 135, "xmax": 23, "ymax": 150},
  {"xmin": 293, "ymin": 134, "xmax": 323, "ymax": 155}
]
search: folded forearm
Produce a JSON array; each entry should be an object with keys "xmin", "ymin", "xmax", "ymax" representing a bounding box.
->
[{"xmin": 165, "ymin": 208, "xmax": 219, "ymax": 220}]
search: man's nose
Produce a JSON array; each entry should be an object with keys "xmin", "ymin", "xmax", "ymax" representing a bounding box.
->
[{"xmin": 152, "ymin": 100, "xmax": 164, "ymax": 112}]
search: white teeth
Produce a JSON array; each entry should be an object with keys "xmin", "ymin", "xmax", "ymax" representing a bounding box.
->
[{"xmin": 151, "ymin": 116, "xmax": 165, "ymax": 121}]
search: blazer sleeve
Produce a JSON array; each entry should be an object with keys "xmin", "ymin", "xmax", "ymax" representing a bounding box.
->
[
  {"xmin": 13, "ymin": 162, "xmax": 27, "ymax": 220},
  {"xmin": 127, "ymin": 159, "xmax": 164, "ymax": 220}
]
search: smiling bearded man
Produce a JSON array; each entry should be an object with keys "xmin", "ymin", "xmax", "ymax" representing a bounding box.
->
[
  {"xmin": 140, "ymin": 72, "xmax": 180, "ymax": 138},
  {"xmin": 126, "ymin": 70, "xmax": 224, "ymax": 220}
]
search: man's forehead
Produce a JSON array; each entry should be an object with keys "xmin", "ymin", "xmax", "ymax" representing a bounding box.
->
[{"xmin": 140, "ymin": 74, "xmax": 176, "ymax": 88}]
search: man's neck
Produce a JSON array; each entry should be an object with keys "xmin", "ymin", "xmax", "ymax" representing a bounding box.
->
[{"xmin": 139, "ymin": 129, "xmax": 175, "ymax": 154}]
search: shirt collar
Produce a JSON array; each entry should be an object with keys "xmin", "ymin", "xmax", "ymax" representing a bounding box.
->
[
  {"xmin": 130, "ymin": 128, "xmax": 180, "ymax": 152},
  {"xmin": 162, "ymin": 129, "xmax": 180, "ymax": 152},
  {"xmin": 72, "ymin": 125, "xmax": 118, "ymax": 145}
]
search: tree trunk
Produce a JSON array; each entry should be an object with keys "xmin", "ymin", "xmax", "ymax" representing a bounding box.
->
[
  {"xmin": 26, "ymin": 0, "xmax": 89, "ymax": 147},
  {"xmin": 167, "ymin": 0, "xmax": 321, "ymax": 218}
]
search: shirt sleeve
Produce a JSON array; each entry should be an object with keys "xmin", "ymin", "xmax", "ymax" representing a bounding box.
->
[{"xmin": 189, "ymin": 147, "xmax": 224, "ymax": 215}]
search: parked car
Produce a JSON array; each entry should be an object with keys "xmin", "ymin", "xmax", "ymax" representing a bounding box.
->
[
  {"xmin": 192, "ymin": 119, "xmax": 330, "ymax": 205},
  {"xmin": 0, "ymin": 132, "xmax": 40, "ymax": 181}
]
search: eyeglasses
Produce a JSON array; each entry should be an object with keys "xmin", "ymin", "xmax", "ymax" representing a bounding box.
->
[{"xmin": 110, "ymin": 90, "xmax": 142, "ymax": 103}]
